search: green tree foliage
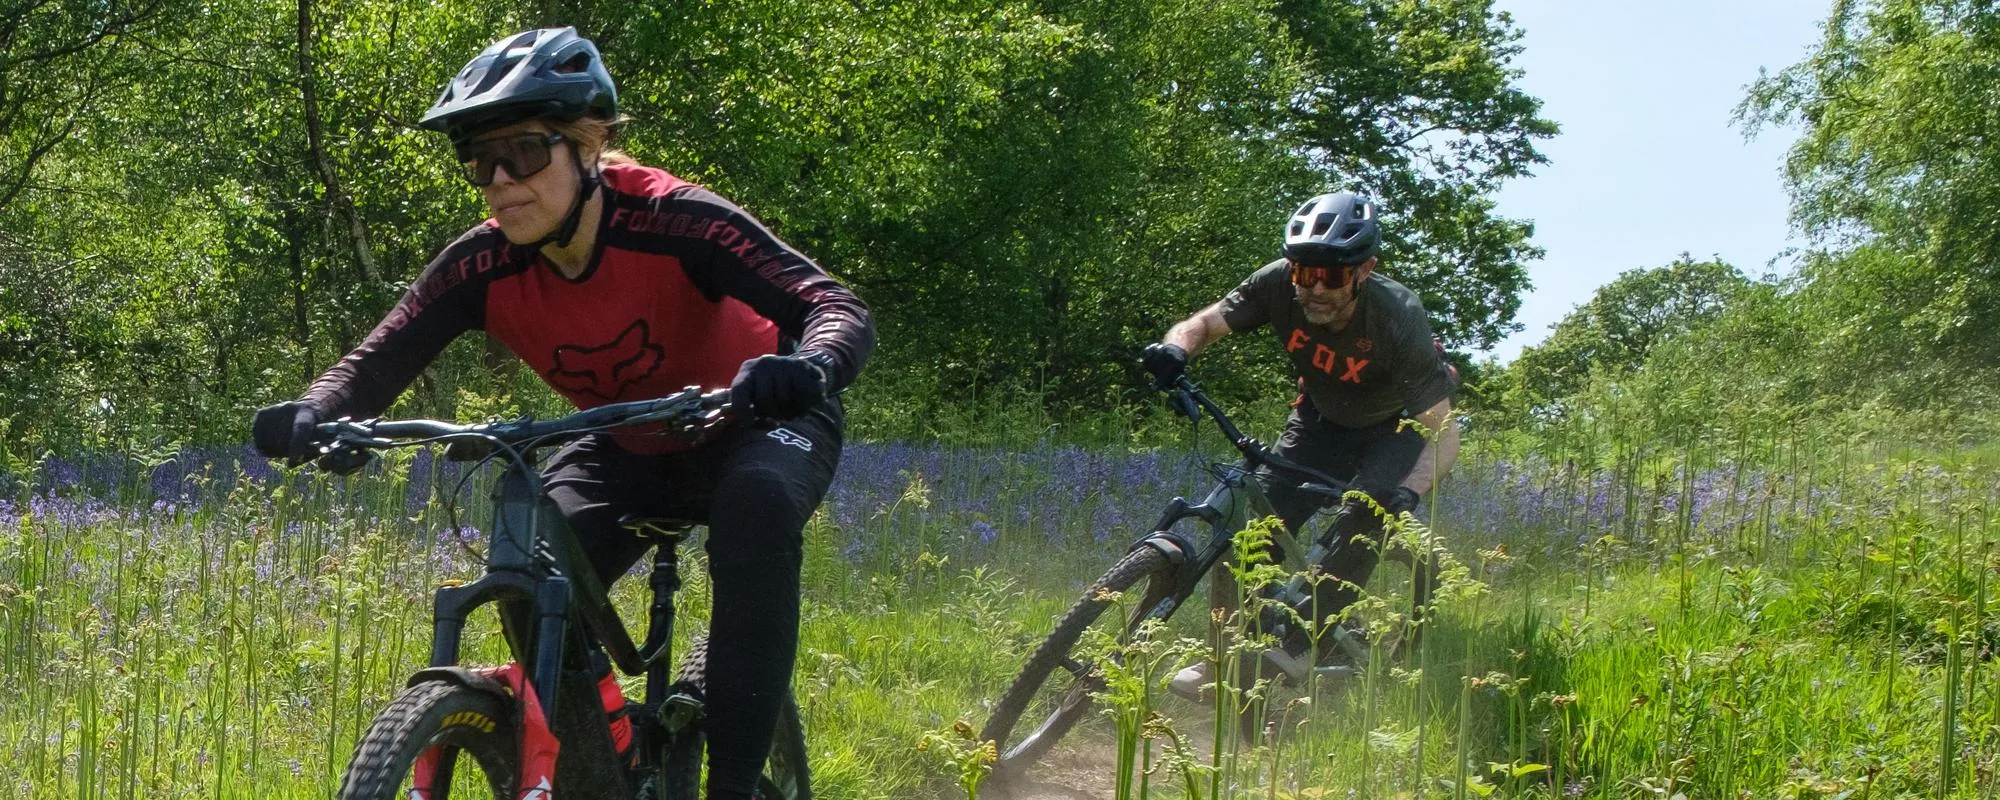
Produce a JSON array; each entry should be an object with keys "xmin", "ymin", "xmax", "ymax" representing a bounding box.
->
[
  {"xmin": 1507, "ymin": 256, "xmax": 1748, "ymax": 406},
  {"xmin": 1495, "ymin": 1, "xmax": 2000, "ymax": 444},
  {"xmin": 1740, "ymin": 0, "xmax": 2000, "ymax": 392},
  {"xmin": 0, "ymin": 0, "xmax": 168, "ymax": 212},
  {"xmin": 0, "ymin": 0, "xmax": 1550, "ymax": 448},
  {"xmin": 1282, "ymin": 0, "xmax": 1555, "ymax": 350}
]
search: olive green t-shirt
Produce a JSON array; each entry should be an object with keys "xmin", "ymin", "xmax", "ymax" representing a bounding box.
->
[{"xmin": 1217, "ymin": 260, "xmax": 1456, "ymax": 428}]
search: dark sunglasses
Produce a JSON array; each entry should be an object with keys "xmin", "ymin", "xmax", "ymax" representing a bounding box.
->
[
  {"xmin": 1288, "ymin": 261, "xmax": 1356, "ymax": 289},
  {"xmin": 455, "ymin": 132, "xmax": 566, "ymax": 186}
]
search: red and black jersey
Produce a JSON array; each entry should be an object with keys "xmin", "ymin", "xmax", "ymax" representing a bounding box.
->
[{"xmin": 301, "ymin": 163, "xmax": 873, "ymax": 452}]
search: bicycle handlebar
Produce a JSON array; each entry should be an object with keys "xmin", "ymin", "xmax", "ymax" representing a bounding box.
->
[
  {"xmin": 1165, "ymin": 376, "xmax": 1355, "ymax": 498},
  {"xmin": 309, "ymin": 386, "xmax": 734, "ymax": 456}
]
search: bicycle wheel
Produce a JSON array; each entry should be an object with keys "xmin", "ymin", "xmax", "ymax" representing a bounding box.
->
[
  {"xmin": 338, "ymin": 680, "xmax": 520, "ymax": 800},
  {"xmin": 658, "ymin": 635, "xmax": 812, "ymax": 800},
  {"xmin": 980, "ymin": 545, "xmax": 1178, "ymax": 776}
]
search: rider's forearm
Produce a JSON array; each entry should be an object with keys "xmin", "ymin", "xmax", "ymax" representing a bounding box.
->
[
  {"xmin": 1400, "ymin": 398, "xmax": 1459, "ymax": 495},
  {"xmin": 1163, "ymin": 305, "xmax": 1232, "ymax": 358},
  {"xmin": 302, "ymin": 272, "xmax": 478, "ymax": 420},
  {"xmin": 666, "ymin": 187, "xmax": 875, "ymax": 393}
]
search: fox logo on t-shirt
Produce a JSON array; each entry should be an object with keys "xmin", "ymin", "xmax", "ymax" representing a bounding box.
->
[{"xmin": 545, "ymin": 320, "xmax": 666, "ymax": 401}]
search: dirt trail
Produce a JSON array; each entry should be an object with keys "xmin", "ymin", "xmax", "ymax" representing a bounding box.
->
[
  {"xmin": 982, "ymin": 741, "xmax": 1119, "ymax": 800},
  {"xmin": 981, "ymin": 722, "xmax": 1220, "ymax": 800}
]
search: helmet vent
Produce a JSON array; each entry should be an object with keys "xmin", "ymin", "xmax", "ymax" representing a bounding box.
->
[
  {"xmin": 420, "ymin": 28, "xmax": 619, "ymax": 137},
  {"xmin": 1279, "ymin": 191, "xmax": 1380, "ymax": 264}
]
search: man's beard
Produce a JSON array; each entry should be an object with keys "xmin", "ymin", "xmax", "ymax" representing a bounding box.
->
[{"xmin": 1298, "ymin": 292, "xmax": 1350, "ymax": 326}]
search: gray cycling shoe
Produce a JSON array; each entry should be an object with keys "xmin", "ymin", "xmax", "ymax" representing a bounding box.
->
[
  {"xmin": 1173, "ymin": 641, "xmax": 1354, "ymax": 704},
  {"xmin": 1168, "ymin": 662, "xmax": 1213, "ymax": 702},
  {"xmin": 1260, "ymin": 647, "xmax": 1313, "ymax": 683}
]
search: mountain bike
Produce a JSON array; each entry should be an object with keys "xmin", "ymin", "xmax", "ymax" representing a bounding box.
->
[
  {"xmin": 978, "ymin": 376, "xmax": 1438, "ymax": 775},
  {"xmin": 305, "ymin": 386, "xmax": 810, "ymax": 800}
]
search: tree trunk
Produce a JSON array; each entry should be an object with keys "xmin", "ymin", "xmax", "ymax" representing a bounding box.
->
[
  {"xmin": 297, "ymin": 0, "xmax": 379, "ymax": 283},
  {"xmin": 288, "ymin": 217, "xmax": 312, "ymax": 384}
]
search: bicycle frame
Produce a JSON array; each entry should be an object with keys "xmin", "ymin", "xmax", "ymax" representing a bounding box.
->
[
  {"xmin": 404, "ymin": 455, "xmax": 695, "ymax": 793},
  {"xmin": 1121, "ymin": 377, "xmax": 1377, "ymax": 677},
  {"xmin": 306, "ymin": 387, "xmax": 772, "ymax": 798},
  {"xmin": 421, "ymin": 460, "xmax": 685, "ymax": 697},
  {"xmin": 306, "ymin": 392, "xmax": 730, "ymax": 794},
  {"xmin": 1124, "ymin": 461, "xmax": 1314, "ymax": 623}
]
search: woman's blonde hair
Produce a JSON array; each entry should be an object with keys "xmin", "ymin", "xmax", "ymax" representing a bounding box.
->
[{"xmin": 549, "ymin": 115, "xmax": 638, "ymax": 168}]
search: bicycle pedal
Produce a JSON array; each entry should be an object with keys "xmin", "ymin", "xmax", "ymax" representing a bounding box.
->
[
  {"xmin": 658, "ymin": 692, "xmax": 705, "ymax": 731},
  {"xmin": 1329, "ymin": 625, "xmax": 1372, "ymax": 666}
]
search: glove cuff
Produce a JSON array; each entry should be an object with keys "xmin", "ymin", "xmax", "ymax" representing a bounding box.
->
[{"xmin": 798, "ymin": 351, "xmax": 836, "ymax": 395}]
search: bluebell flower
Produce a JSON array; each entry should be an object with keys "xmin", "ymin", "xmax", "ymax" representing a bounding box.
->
[{"xmin": 37, "ymin": 455, "xmax": 83, "ymax": 494}]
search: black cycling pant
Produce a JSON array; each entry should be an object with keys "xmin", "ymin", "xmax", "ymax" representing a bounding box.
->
[
  {"xmin": 542, "ymin": 401, "xmax": 842, "ymax": 800},
  {"xmin": 1254, "ymin": 400, "xmax": 1425, "ymax": 655}
]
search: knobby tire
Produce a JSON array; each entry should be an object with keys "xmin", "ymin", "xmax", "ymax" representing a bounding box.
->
[
  {"xmin": 979, "ymin": 545, "xmax": 1177, "ymax": 777},
  {"xmin": 337, "ymin": 680, "xmax": 519, "ymax": 800}
]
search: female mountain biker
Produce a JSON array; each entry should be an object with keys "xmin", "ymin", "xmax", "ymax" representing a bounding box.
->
[{"xmin": 249, "ymin": 27, "xmax": 872, "ymax": 800}]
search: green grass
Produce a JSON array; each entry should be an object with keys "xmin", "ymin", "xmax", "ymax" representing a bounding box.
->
[{"xmin": 0, "ymin": 432, "xmax": 1996, "ymax": 798}]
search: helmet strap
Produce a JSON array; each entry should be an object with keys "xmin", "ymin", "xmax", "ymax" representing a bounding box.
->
[{"xmin": 533, "ymin": 146, "xmax": 599, "ymax": 250}]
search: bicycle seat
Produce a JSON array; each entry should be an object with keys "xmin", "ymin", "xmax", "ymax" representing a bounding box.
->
[{"xmin": 618, "ymin": 514, "xmax": 698, "ymax": 542}]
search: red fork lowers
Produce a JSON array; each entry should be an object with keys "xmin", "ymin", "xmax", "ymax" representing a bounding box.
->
[{"xmin": 409, "ymin": 663, "xmax": 562, "ymax": 800}]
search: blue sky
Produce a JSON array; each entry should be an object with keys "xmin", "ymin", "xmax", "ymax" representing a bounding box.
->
[{"xmin": 1482, "ymin": 0, "xmax": 1831, "ymax": 363}]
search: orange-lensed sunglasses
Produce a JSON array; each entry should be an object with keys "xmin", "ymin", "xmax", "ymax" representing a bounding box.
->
[{"xmin": 1288, "ymin": 262, "xmax": 1356, "ymax": 289}]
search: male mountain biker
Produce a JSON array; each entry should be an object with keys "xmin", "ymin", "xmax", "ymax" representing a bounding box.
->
[
  {"xmin": 1141, "ymin": 192, "xmax": 1458, "ymax": 695},
  {"xmin": 248, "ymin": 28, "xmax": 872, "ymax": 799}
]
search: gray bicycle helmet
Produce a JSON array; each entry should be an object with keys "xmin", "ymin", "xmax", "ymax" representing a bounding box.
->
[
  {"xmin": 420, "ymin": 27, "xmax": 617, "ymax": 143},
  {"xmin": 1280, "ymin": 192, "xmax": 1380, "ymax": 266}
]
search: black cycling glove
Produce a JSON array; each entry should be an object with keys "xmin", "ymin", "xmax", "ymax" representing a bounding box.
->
[
  {"xmin": 730, "ymin": 354, "xmax": 828, "ymax": 419},
  {"xmin": 1141, "ymin": 342, "xmax": 1188, "ymax": 390},
  {"xmin": 1379, "ymin": 486, "xmax": 1421, "ymax": 515},
  {"xmin": 252, "ymin": 401, "xmax": 321, "ymax": 462}
]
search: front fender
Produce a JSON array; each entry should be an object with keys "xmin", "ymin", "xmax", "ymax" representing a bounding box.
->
[
  {"xmin": 1131, "ymin": 529, "xmax": 1194, "ymax": 565},
  {"xmin": 407, "ymin": 665, "xmax": 510, "ymax": 699}
]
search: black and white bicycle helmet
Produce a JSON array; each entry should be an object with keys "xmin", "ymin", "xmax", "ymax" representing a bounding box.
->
[
  {"xmin": 1280, "ymin": 192, "xmax": 1380, "ymax": 266},
  {"xmin": 419, "ymin": 27, "xmax": 617, "ymax": 143}
]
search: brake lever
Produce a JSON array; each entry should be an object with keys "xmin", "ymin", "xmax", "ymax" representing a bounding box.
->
[
  {"xmin": 1168, "ymin": 389, "xmax": 1199, "ymax": 422},
  {"xmin": 443, "ymin": 437, "xmax": 496, "ymax": 463},
  {"xmin": 1298, "ymin": 482, "xmax": 1343, "ymax": 500},
  {"xmin": 313, "ymin": 442, "xmax": 374, "ymax": 476}
]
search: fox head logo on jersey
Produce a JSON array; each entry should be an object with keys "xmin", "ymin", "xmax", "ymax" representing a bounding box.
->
[{"xmin": 545, "ymin": 320, "xmax": 666, "ymax": 401}]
